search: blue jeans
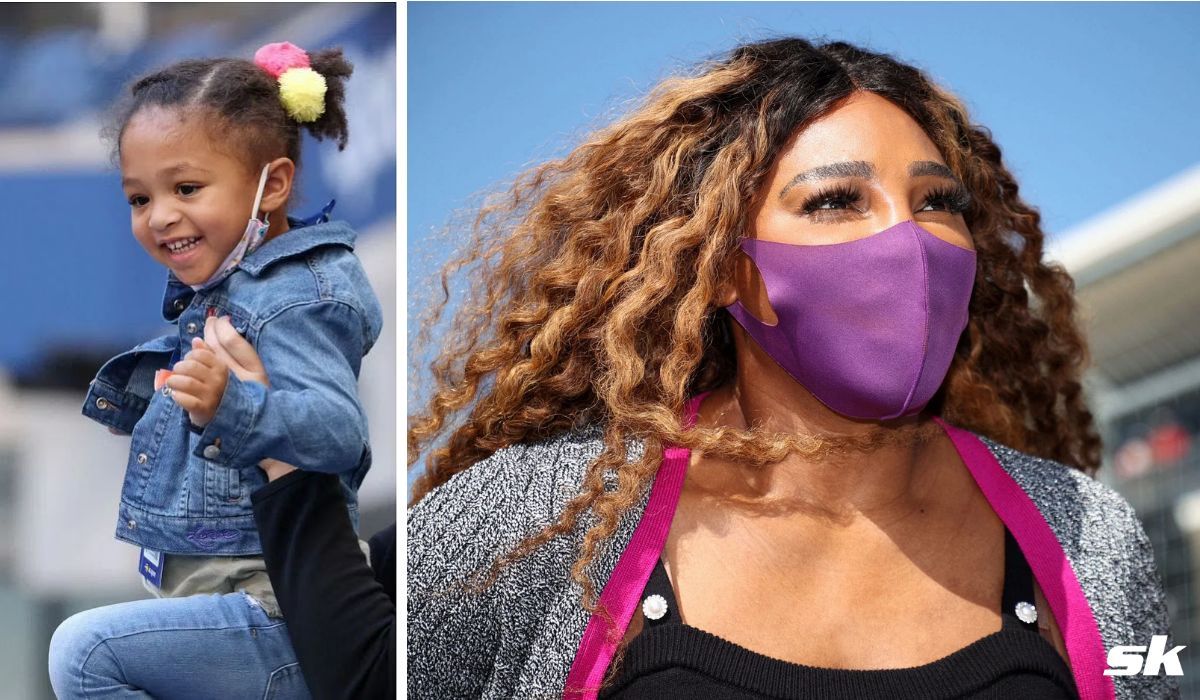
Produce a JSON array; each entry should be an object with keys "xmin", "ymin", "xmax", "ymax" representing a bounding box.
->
[{"xmin": 48, "ymin": 592, "xmax": 311, "ymax": 699}]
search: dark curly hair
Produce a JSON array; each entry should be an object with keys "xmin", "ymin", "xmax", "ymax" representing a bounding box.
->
[
  {"xmin": 103, "ymin": 46, "xmax": 353, "ymax": 199},
  {"xmin": 409, "ymin": 36, "xmax": 1102, "ymax": 689}
]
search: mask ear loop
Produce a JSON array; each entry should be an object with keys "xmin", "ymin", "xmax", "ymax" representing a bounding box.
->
[{"xmin": 250, "ymin": 164, "xmax": 271, "ymax": 223}]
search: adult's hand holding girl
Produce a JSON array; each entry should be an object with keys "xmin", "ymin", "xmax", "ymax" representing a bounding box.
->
[
  {"xmin": 202, "ymin": 314, "xmax": 298, "ymax": 482},
  {"xmin": 203, "ymin": 315, "xmax": 268, "ymax": 386}
]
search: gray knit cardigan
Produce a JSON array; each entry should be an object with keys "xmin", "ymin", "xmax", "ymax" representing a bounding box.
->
[{"xmin": 408, "ymin": 425, "xmax": 1178, "ymax": 699}]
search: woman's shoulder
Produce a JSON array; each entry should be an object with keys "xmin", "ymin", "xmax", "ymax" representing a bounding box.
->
[
  {"xmin": 973, "ymin": 434, "xmax": 1176, "ymax": 696},
  {"xmin": 407, "ymin": 424, "xmax": 642, "ymax": 606},
  {"xmin": 408, "ymin": 424, "xmax": 636, "ymax": 531},
  {"xmin": 975, "ymin": 434, "xmax": 1141, "ymax": 530},
  {"xmin": 973, "ymin": 433, "xmax": 1162, "ymax": 600}
]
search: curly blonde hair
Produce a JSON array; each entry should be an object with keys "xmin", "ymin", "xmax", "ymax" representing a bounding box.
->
[{"xmin": 409, "ymin": 37, "xmax": 1100, "ymax": 621}]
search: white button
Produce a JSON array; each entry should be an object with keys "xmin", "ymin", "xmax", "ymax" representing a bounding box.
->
[
  {"xmin": 136, "ymin": 453, "xmax": 148, "ymax": 464},
  {"xmin": 642, "ymin": 594, "xmax": 668, "ymax": 621},
  {"xmin": 203, "ymin": 444, "xmax": 221, "ymax": 460},
  {"xmin": 1015, "ymin": 601, "xmax": 1038, "ymax": 624},
  {"xmin": 185, "ymin": 322, "xmax": 198, "ymax": 334},
  {"xmin": 95, "ymin": 397, "xmax": 110, "ymax": 410}
]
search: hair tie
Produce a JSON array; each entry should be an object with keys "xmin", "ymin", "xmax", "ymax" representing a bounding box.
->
[{"xmin": 254, "ymin": 41, "xmax": 327, "ymax": 123}]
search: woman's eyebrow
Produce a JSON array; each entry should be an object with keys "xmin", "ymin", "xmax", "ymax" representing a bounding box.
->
[
  {"xmin": 778, "ymin": 159, "xmax": 962, "ymax": 199},
  {"xmin": 779, "ymin": 160, "xmax": 874, "ymax": 198},
  {"xmin": 908, "ymin": 160, "xmax": 960, "ymax": 184}
]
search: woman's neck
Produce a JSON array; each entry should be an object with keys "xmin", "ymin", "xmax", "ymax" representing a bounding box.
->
[{"xmin": 691, "ymin": 337, "xmax": 948, "ymax": 525}]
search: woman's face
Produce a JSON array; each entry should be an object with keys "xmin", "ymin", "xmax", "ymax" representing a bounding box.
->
[{"xmin": 727, "ymin": 91, "xmax": 973, "ymax": 320}]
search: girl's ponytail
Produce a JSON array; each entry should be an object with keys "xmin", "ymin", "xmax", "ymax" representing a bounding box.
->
[
  {"xmin": 253, "ymin": 42, "xmax": 353, "ymax": 151},
  {"xmin": 305, "ymin": 48, "xmax": 353, "ymax": 151}
]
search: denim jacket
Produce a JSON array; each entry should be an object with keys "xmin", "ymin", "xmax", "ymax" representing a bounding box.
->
[{"xmin": 83, "ymin": 218, "xmax": 384, "ymax": 556}]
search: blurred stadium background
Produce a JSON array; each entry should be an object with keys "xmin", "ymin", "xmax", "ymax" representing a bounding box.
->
[
  {"xmin": 0, "ymin": 4, "xmax": 395, "ymax": 697},
  {"xmin": 1047, "ymin": 162, "xmax": 1200, "ymax": 694}
]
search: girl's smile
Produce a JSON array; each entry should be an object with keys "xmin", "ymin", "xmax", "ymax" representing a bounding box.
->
[{"xmin": 163, "ymin": 236, "xmax": 204, "ymax": 262}]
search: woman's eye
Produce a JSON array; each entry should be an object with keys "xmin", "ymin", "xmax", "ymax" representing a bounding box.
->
[
  {"xmin": 177, "ymin": 184, "xmax": 201, "ymax": 196},
  {"xmin": 919, "ymin": 186, "xmax": 972, "ymax": 214},
  {"xmin": 801, "ymin": 186, "xmax": 864, "ymax": 216},
  {"xmin": 811, "ymin": 197, "xmax": 848, "ymax": 210},
  {"xmin": 127, "ymin": 195, "xmax": 149, "ymax": 208}
]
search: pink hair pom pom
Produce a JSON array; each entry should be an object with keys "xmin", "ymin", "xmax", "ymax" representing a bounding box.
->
[{"xmin": 254, "ymin": 42, "xmax": 310, "ymax": 79}]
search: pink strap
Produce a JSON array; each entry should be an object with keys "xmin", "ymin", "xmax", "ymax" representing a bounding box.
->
[
  {"xmin": 563, "ymin": 392, "xmax": 708, "ymax": 699},
  {"xmin": 933, "ymin": 417, "xmax": 1114, "ymax": 700},
  {"xmin": 564, "ymin": 408, "xmax": 1113, "ymax": 700}
]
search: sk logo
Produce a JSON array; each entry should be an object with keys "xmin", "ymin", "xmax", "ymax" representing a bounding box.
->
[{"xmin": 1104, "ymin": 636, "xmax": 1186, "ymax": 676}]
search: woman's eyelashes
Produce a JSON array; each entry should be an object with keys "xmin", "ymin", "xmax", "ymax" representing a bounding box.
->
[
  {"xmin": 800, "ymin": 184, "xmax": 864, "ymax": 219},
  {"xmin": 919, "ymin": 185, "xmax": 972, "ymax": 214},
  {"xmin": 798, "ymin": 183, "xmax": 972, "ymax": 221}
]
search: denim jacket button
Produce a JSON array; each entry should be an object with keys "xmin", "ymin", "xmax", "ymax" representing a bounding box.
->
[
  {"xmin": 203, "ymin": 444, "xmax": 221, "ymax": 460},
  {"xmin": 136, "ymin": 453, "xmax": 148, "ymax": 464},
  {"xmin": 127, "ymin": 519, "xmax": 136, "ymax": 529},
  {"xmin": 174, "ymin": 299, "xmax": 187, "ymax": 311},
  {"xmin": 95, "ymin": 397, "xmax": 110, "ymax": 410},
  {"xmin": 185, "ymin": 322, "xmax": 199, "ymax": 334}
]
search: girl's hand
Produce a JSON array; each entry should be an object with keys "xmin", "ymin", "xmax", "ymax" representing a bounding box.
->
[{"xmin": 166, "ymin": 337, "xmax": 228, "ymax": 428}]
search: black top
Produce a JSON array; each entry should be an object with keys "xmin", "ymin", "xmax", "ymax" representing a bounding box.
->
[
  {"xmin": 601, "ymin": 529, "xmax": 1077, "ymax": 699},
  {"xmin": 251, "ymin": 470, "xmax": 397, "ymax": 700}
]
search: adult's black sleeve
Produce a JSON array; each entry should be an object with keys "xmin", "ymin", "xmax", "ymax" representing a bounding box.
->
[{"xmin": 251, "ymin": 469, "xmax": 396, "ymax": 699}]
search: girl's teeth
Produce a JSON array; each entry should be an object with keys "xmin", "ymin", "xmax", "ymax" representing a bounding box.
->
[{"xmin": 167, "ymin": 238, "xmax": 200, "ymax": 253}]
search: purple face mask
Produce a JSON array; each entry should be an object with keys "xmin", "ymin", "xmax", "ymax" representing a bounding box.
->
[{"xmin": 725, "ymin": 220, "xmax": 977, "ymax": 421}]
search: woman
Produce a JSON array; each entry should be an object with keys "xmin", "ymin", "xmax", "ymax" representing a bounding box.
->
[{"xmin": 407, "ymin": 37, "xmax": 1175, "ymax": 700}]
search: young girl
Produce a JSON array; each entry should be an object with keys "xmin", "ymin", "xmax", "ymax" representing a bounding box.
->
[{"xmin": 48, "ymin": 42, "xmax": 382, "ymax": 698}]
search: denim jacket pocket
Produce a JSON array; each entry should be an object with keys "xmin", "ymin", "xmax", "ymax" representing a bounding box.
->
[
  {"xmin": 84, "ymin": 334, "xmax": 178, "ymax": 435},
  {"xmin": 202, "ymin": 459, "xmax": 265, "ymax": 517}
]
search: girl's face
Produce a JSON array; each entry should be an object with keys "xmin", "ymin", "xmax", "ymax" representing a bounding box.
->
[
  {"xmin": 728, "ymin": 91, "xmax": 974, "ymax": 321},
  {"xmin": 120, "ymin": 107, "xmax": 263, "ymax": 286}
]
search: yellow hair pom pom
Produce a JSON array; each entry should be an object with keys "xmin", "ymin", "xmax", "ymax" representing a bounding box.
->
[{"xmin": 277, "ymin": 67, "xmax": 327, "ymax": 123}]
